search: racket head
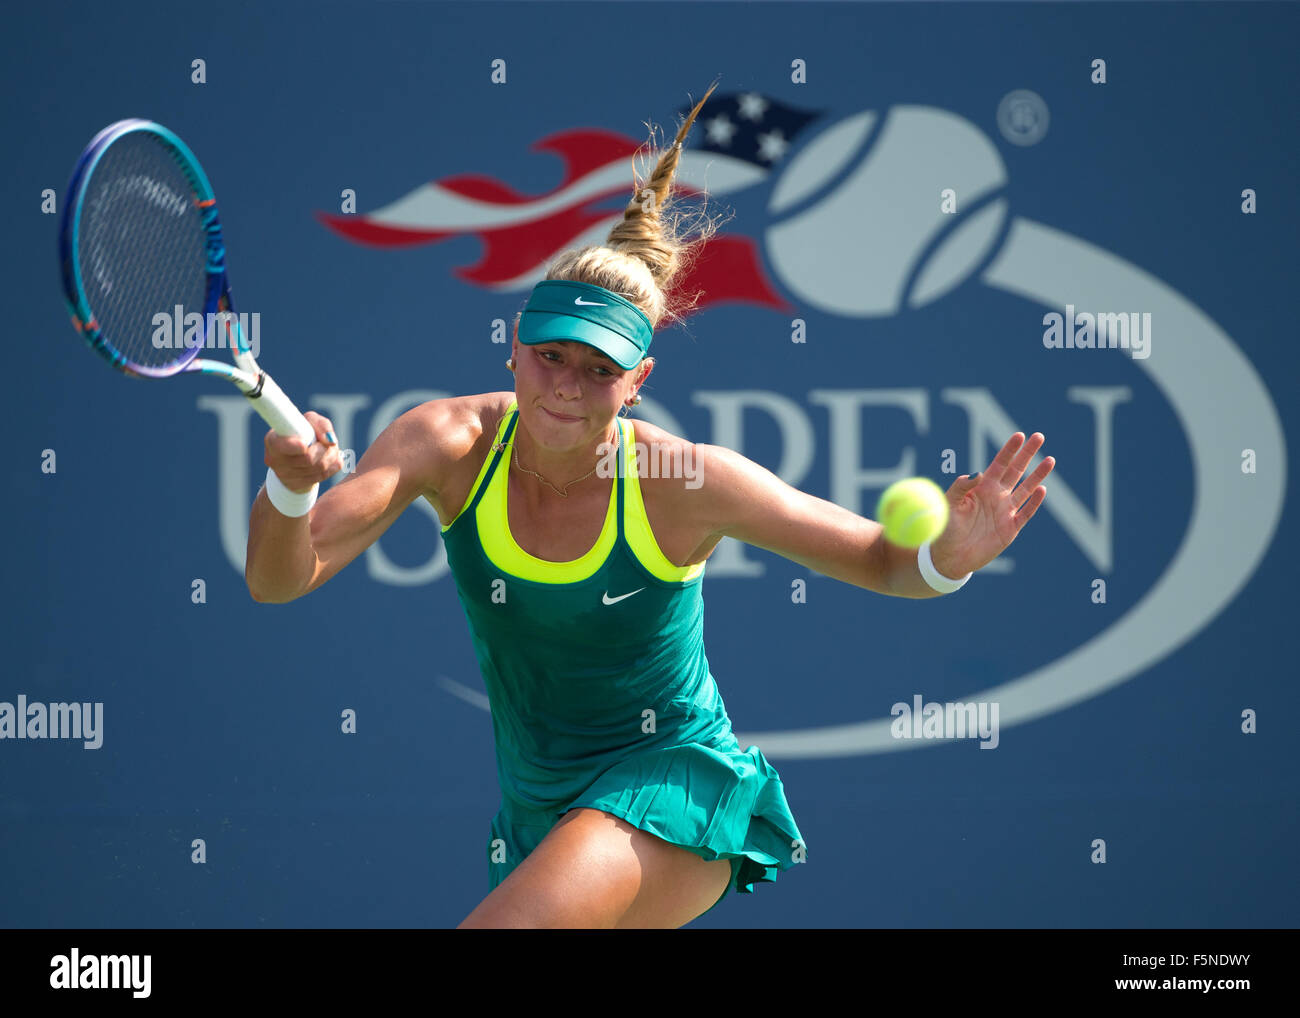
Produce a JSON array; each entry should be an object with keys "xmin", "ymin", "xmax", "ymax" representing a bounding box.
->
[{"xmin": 59, "ymin": 119, "xmax": 229, "ymax": 379}]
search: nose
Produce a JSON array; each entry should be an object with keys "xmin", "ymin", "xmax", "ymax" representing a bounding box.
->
[{"xmin": 553, "ymin": 360, "xmax": 583, "ymax": 400}]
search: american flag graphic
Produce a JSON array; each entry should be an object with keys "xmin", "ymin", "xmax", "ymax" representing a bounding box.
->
[{"xmin": 317, "ymin": 92, "xmax": 825, "ymax": 315}]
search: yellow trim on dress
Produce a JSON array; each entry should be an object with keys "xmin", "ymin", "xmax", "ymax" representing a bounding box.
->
[
  {"xmin": 623, "ymin": 418, "xmax": 706, "ymax": 583},
  {"xmin": 441, "ymin": 400, "xmax": 704, "ymax": 584},
  {"xmin": 478, "ymin": 403, "xmax": 618, "ymax": 583},
  {"xmin": 439, "ymin": 401, "xmax": 518, "ymax": 534}
]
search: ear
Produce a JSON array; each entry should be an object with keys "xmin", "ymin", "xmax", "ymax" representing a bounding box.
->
[{"xmin": 637, "ymin": 358, "xmax": 655, "ymax": 385}]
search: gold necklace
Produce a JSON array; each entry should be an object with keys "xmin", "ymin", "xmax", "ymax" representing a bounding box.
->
[{"xmin": 494, "ymin": 425, "xmax": 618, "ymax": 498}]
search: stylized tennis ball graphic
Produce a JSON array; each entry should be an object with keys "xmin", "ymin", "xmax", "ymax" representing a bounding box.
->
[{"xmin": 765, "ymin": 106, "xmax": 1010, "ymax": 317}]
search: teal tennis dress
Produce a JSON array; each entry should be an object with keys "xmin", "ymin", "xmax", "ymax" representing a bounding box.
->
[{"xmin": 440, "ymin": 400, "xmax": 806, "ymax": 915}]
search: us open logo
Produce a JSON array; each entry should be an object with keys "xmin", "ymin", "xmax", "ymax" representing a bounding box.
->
[
  {"xmin": 739, "ymin": 104, "xmax": 1283, "ymax": 757},
  {"xmin": 205, "ymin": 100, "xmax": 1284, "ymax": 758}
]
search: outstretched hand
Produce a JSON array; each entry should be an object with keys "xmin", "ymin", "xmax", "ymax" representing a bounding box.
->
[{"xmin": 929, "ymin": 433, "xmax": 1055, "ymax": 578}]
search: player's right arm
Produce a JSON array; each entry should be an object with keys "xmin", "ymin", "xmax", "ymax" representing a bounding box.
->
[{"xmin": 244, "ymin": 396, "xmax": 472, "ymax": 603}]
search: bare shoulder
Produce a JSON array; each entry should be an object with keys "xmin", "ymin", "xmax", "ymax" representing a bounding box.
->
[
  {"xmin": 627, "ymin": 417, "xmax": 739, "ymax": 474},
  {"xmin": 627, "ymin": 421, "xmax": 784, "ymax": 535},
  {"xmin": 378, "ymin": 391, "xmax": 514, "ymax": 498},
  {"xmin": 400, "ymin": 390, "xmax": 511, "ymax": 442},
  {"xmin": 624, "ymin": 417, "xmax": 698, "ymax": 463},
  {"xmin": 624, "ymin": 416, "xmax": 738, "ymax": 563},
  {"xmin": 415, "ymin": 392, "xmax": 515, "ymax": 522},
  {"xmin": 624, "ymin": 415, "xmax": 715, "ymax": 505},
  {"xmin": 410, "ymin": 390, "xmax": 514, "ymax": 451}
]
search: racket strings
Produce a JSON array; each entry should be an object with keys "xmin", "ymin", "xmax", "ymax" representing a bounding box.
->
[{"xmin": 77, "ymin": 133, "xmax": 212, "ymax": 370}]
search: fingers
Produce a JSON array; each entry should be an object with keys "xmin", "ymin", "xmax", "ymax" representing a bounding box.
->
[
  {"xmin": 983, "ymin": 433, "xmax": 1023, "ymax": 487},
  {"xmin": 990, "ymin": 432, "xmax": 1045, "ymax": 488},
  {"xmin": 264, "ymin": 412, "xmax": 344, "ymax": 493},
  {"xmin": 948, "ymin": 473, "xmax": 982, "ymax": 499},
  {"xmin": 1014, "ymin": 486, "xmax": 1047, "ymax": 528},
  {"xmin": 1012, "ymin": 455, "xmax": 1055, "ymax": 511},
  {"xmin": 306, "ymin": 410, "xmax": 338, "ymax": 448}
]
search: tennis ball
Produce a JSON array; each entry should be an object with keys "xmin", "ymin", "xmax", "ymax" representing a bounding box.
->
[{"xmin": 875, "ymin": 477, "xmax": 950, "ymax": 548}]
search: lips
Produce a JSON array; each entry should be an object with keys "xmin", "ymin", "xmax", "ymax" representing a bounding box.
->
[{"xmin": 541, "ymin": 406, "xmax": 582, "ymax": 421}]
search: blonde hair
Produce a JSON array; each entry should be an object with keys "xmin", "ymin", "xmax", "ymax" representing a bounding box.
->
[{"xmin": 518, "ymin": 82, "xmax": 728, "ymax": 351}]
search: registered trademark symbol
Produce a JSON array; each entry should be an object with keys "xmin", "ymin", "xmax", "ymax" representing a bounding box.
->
[{"xmin": 997, "ymin": 89, "xmax": 1050, "ymax": 146}]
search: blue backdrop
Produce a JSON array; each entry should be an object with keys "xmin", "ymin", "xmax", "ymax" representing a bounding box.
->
[{"xmin": 2, "ymin": 0, "xmax": 1296, "ymax": 928}]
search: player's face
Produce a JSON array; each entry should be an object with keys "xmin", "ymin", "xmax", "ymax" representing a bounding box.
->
[{"xmin": 512, "ymin": 338, "xmax": 632, "ymax": 445}]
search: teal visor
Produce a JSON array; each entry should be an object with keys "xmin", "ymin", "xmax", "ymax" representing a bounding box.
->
[{"xmin": 517, "ymin": 280, "xmax": 653, "ymax": 370}]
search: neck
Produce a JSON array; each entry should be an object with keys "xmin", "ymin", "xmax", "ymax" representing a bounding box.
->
[{"xmin": 511, "ymin": 414, "xmax": 620, "ymax": 499}]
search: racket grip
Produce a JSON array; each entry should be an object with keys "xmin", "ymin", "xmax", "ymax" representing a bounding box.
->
[{"xmin": 248, "ymin": 371, "xmax": 317, "ymax": 446}]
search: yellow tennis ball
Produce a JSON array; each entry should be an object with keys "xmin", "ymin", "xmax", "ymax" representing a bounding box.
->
[{"xmin": 875, "ymin": 477, "xmax": 950, "ymax": 548}]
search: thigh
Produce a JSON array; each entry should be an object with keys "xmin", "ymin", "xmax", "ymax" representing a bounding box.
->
[{"xmin": 458, "ymin": 807, "xmax": 733, "ymax": 929}]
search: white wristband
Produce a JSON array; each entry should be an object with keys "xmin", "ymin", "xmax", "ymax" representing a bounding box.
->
[
  {"xmin": 264, "ymin": 467, "xmax": 319, "ymax": 518},
  {"xmin": 918, "ymin": 540, "xmax": 971, "ymax": 594}
]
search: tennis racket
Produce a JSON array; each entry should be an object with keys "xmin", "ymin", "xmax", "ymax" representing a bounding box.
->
[{"xmin": 58, "ymin": 119, "xmax": 315, "ymax": 446}]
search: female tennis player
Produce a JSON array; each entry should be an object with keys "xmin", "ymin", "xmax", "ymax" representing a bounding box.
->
[{"xmin": 244, "ymin": 85, "xmax": 1055, "ymax": 928}]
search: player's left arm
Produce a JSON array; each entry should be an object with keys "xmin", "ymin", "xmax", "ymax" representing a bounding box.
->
[
  {"xmin": 689, "ymin": 432, "xmax": 1054, "ymax": 599},
  {"xmin": 688, "ymin": 442, "xmax": 932, "ymax": 598}
]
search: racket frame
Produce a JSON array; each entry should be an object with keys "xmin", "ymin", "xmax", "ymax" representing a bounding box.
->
[{"xmin": 60, "ymin": 119, "xmax": 315, "ymax": 444}]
